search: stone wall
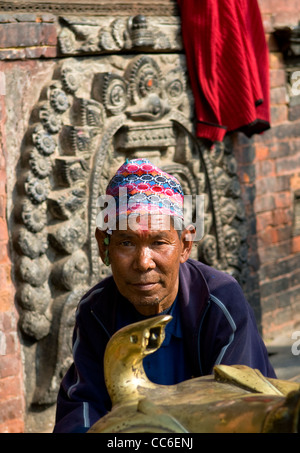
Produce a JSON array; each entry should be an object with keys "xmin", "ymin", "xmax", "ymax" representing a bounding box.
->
[
  {"xmin": 234, "ymin": 0, "xmax": 300, "ymax": 341},
  {"xmin": 0, "ymin": 7, "xmax": 64, "ymax": 433},
  {"xmin": 0, "ymin": 77, "xmax": 25, "ymax": 433},
  {"xmin": 0, "ymin": 0, "xmax": 299, "ymax": 433}
]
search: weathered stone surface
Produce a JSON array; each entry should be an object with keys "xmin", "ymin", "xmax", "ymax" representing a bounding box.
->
[{"xmin": 0, "ymin": 23, "xmax": 57, "ymax": 47}]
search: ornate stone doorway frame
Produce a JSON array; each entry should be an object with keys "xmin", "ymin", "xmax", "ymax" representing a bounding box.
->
[{"xmin": 7, "ymin": 8, "xmax": 248, "ymax": 412}]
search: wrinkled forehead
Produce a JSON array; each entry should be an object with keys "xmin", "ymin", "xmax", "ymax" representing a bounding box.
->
[{"xmin": 114, "ymin": 213, "xmax": 178, "ymax": 232}]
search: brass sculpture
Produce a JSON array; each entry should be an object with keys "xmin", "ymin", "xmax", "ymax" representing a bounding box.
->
[{"xmin": 88, "ymin": 315, "xmax": 300, "ymax": 433}]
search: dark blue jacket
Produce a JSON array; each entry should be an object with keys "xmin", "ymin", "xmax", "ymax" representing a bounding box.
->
[{"xmin": 53, "ymin": 259, "xmax": 276, "ymax": 433}]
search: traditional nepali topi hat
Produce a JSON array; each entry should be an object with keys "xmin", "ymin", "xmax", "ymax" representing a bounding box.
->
[{"xmin": 106, "ymin": 158, "xmax": 184, "ymax": 220}]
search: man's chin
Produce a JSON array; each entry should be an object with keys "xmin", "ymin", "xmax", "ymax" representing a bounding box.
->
[
  {"xmin": 128, "ymin": 294, "xmax": 171, "ymax": 316},
  {"xmin": 130, "ymin": 297, "xmax": 160, "ymax": 309}
]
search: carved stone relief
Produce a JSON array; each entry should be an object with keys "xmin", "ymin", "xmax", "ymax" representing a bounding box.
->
[
  {"xmin": 0, "ymin": 1, "xmax": 179, "ymax": 17},
  {"xmin": 57, "ymin": 14, "xmax": 182, "ymax": 56},
  {"xmin": 12, "ymin": 44, "xmax": 248, "ymax": 405}
]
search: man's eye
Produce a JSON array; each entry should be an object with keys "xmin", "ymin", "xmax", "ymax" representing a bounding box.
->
[{"xmin": 120, "ymin": 241, "xmax": 134, "ymax": 247}]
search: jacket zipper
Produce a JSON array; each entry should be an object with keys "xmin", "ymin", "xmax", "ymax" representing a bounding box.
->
[
  {"xmin": 91, "ymin": 309, "xmax": 111, "ymax": 340},
  {"xmin": 197, "ymin": 296, "xmax": 211, "ymax": 376}
]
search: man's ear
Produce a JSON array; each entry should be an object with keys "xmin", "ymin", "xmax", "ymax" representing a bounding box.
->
[
  {"xmin": 95, "ymin": 228, "xmax": 107, "ymax": 262},
  {"xmin": 180, "ymin": 225, "xmax": 196, "ymax": 263}
]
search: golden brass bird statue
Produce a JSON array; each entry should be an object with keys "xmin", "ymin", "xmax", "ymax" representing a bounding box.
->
[{"xmin": 88, "ymin": 315, "xmax": 300, "ymax": 433}]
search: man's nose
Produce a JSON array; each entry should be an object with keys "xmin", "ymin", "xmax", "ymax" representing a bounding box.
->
[{"xmin": 133, "ymin": 247, "xmax": 156, "ymax": 271}]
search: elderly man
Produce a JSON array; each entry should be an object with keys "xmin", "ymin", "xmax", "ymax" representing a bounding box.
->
[{"xmin": 53, "ymin": 158, "xmax": 275, "ymax": 433}]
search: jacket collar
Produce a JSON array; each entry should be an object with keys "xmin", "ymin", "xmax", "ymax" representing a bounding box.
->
[
  {"xmin": 178, "ymin": 259, "xmax": 210, "ymax": 375},
  {"xmin": 89, "ymin": 259, "xmax": 210, "ymax": 361},
  {"xmin": 89, "ymin": 276, "xmax": 119, "ymax": 337}
]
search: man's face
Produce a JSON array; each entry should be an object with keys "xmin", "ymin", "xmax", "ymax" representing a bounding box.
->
[{"xmin": 97, "ymin": 215, "xmax": 192, "ymax": 315}]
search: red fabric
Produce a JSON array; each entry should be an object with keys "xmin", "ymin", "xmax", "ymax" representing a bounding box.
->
[{"xmin": 177, "ymin": 0, "xmax": 270, "ymax": 141}]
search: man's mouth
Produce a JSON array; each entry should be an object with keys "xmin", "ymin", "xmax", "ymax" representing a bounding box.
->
[{"xmin": 132, "ymin": 282, "xmax": 158, "ymax": 291}]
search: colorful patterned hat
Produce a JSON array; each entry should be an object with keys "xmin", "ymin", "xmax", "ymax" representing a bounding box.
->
[{"xmin": 106, "ymin": 158, "xmax": 184, "ymax": 220}]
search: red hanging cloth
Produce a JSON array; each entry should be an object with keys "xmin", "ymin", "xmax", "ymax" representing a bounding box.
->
[{"xmin": 177, "ymin": 0, "xmax": 270, "ymax": 142}]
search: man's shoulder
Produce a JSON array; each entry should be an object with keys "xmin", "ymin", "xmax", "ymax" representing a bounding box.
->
[
  {"xmin": 78, "ymin": 274, "xmax": 115, "ymax": 310},
  {"xmin": 183, "ymin": 259, "xmax": 243, "ymax": 295},
  {"xmin": 183, "ymin": 260, "xmax": 248, "ymax": 324},
  {"xmin": 183, "ymin": 259, "xmax": 237, "ymax": 282}
]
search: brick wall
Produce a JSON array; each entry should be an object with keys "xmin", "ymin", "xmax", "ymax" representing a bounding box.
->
[
  {"xmin": 0, "ymin": 12, "xmax": 57, "ymax": 432},
  {"xmin": 234, "ymin": 0, "xmax": 300, "ymax": 340},
  {"xmin": 0, "ymin": 73, "xmax": 25, "ymax": 433}
]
